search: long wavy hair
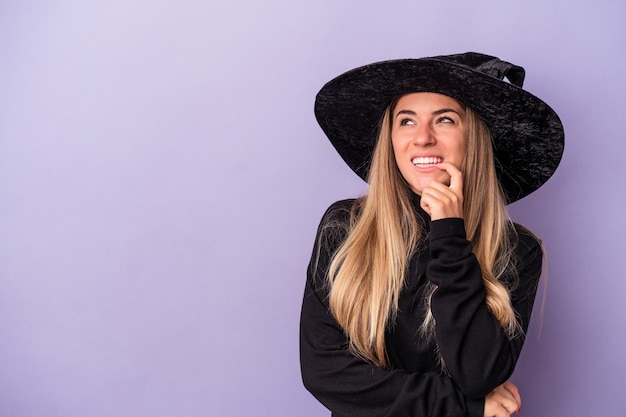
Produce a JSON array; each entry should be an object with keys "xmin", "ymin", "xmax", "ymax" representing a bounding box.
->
[{"xmin": 326, "ymin": 99, "xmax": 518, "ymax": 368}]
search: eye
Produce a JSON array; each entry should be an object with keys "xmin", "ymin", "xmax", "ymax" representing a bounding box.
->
[
  {"xmin": 399, "ymin": 118, "xmax": 415, "ymax": 126},
  {"xmin": 437, "ymin": 116, "xmax": 454, "ymax": 124}
]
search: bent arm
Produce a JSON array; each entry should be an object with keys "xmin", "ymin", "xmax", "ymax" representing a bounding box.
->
[
  {"xmin": 299, "ymin": 202, "xmax": 483, "ymax": 417},
  {"xmin": 428, "ymin": 219, "xmax": 542, "ymax": 398},
  {"xmin": 300, "ymin": 274, "xmax": 482, "ymax": 417}
]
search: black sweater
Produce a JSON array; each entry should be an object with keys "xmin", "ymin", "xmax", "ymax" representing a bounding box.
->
[{"xmin": 300, "ymin": 198, "xmax": 542, "ymax": 417}]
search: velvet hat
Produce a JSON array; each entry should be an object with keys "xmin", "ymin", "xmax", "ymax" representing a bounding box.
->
[{"xmin": 314, "ymin": 52, "xmax": 564, "ymax": 203}]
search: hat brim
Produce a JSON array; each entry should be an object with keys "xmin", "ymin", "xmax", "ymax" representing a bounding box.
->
[{"xmin": 314, "ymin": 57, "xmax": 564, "ymax": 204}]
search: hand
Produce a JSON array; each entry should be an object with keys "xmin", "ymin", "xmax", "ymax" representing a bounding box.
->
[
  {"xmin": 419, "ymin": 162, "xmax": 464, "ymax": 220},
  {"xmin": 484, "ymin": 381, "xmax": 521, "ymax": 417}
]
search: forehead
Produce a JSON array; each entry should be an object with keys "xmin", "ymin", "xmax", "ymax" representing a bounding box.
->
[{"xmin": 394, "ymin": 92, "xmax": 464, "ymax": 111}]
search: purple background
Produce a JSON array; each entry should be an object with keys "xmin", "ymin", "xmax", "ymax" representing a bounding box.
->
[{"xmin": 1, "ymin": 1, "xmax": 624, "ymax": 416}]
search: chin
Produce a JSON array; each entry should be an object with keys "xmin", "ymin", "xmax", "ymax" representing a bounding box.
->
[{"xmin": 409, "ymin": 184, "xmax": 426, "ymax": 195}]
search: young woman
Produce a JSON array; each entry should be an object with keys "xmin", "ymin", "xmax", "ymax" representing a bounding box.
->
[{"xmin": 300, "ymin": 53, "xmax": 564, "ymax": 417}]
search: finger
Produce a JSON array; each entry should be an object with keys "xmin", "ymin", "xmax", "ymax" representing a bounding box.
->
[
  {"xmin": 500, "ymin": 397, "xmax": 518, "ymax": 414},
  {"xmin": 419, "ymin": 197, "xmax": 431, "ymax": 217},
  {"xmin": 501, "ymin": 381, "xmax": 522, "ymax": 412},
  {"xmin": 492, "ymin": 388, "xmax": 519, "ymax": 414},
  {"xmin": 420, "ymin": 181, "xmax": 463, "ymax": 220},
  {"xmin": 434, "ymin": 161, "xmax": 463, "ymax": 192},
  {"xmin": 422, "ymin": 179, "xmax": 457, "ymax": 196},
  {"xmin": 421, "ymin": 182, "xmax": 460, "ymax": 208},
  {"xmin": 484, "ymin": 397, "xmax": 515, "ymax": 417}
]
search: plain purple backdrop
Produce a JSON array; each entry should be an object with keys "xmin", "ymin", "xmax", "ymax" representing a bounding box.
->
[{"xmin": 1, "ymin": 0, "xmax": 624, "ymax": 416}]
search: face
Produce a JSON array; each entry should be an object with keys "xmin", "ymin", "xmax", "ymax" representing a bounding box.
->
[{"xmin": 391, "ymin": 92, "xmax": 467, "ymax": 195}]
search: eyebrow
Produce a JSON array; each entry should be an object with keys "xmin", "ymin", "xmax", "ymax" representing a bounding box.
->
[{"xmin": 395, "ymin": 108, "xmax": 463, "ymax": 118}]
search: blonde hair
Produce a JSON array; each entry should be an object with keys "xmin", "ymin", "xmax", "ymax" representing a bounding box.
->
[{"xmin": 327, "ymin": 101, "xmax": 518, "ymax": 368}]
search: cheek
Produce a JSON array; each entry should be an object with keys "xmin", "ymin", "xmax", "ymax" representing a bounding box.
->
[
  {"xmin": 455, "ymin": 145, "xmax": 467, "ymax": 163},
  {"xmin": 390, "ymin": 136, "xmax": 403, "ymax": 160},
  {"xmin": 391, "ymin": 132, "xmax": 410, "ymax": 154},
  {"xmin": 450, "ymin": 136, "xmax": 468, "ymax": 164},
  {"xmin": 390, "ymin": 133, "xmax": 399, "ymax": 150}
]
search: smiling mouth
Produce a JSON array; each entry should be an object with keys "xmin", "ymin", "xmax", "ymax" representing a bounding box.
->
[{"xmin": 412, "ymin": 157, "xmax": 443, "ymax": 167}]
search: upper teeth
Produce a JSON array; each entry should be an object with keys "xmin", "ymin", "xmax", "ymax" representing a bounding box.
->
[{"xmin": 412, "ymin": 157, "xmax": 443, "ymax": 166}]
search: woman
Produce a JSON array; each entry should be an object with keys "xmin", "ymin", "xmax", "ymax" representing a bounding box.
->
[{"xmin": 300, "ymin": 53, "xmax": 564, "ymax": 417}]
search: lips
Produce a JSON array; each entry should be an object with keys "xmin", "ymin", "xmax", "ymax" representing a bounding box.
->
[{"xmin": 411, "ymin": 157, "xmax": 443, "ymax": 167}]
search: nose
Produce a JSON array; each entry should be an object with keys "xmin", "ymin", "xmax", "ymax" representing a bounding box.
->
[{"xmin": 412, "ymin": 123, "xmax": 436, "ymax": 146}]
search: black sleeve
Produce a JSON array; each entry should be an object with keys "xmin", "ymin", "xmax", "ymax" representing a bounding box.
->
[
  {"xmin": 428, "ymin": 218, "xmax": 543, "ymax": 398},
  {"xmin": 299, "ymin": 202, "xmax": 483, "ymax": 417}
]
